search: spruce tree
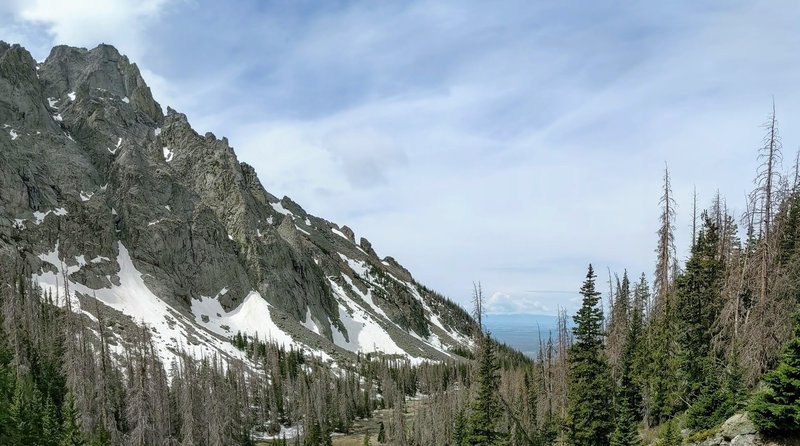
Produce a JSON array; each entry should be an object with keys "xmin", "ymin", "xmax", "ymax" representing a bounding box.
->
[
  {"xmin": 749, "ymin": 312, "xmax": 800, "ymax": 436},
  {"xmin": 567, "ymin": 265, "xmax": 614, "ymax": 446},
  {"xmin": 452, "ymin": 410, "xmax": 466, "ymax": 445},
  {"xmin": 377, "ymin": 421, "xmax": 386, "ymax": 443},
  {"xmin": 610, "ymin": 300, "xmax": 644, "ymax": 446},
  {"xmin": 42, "ymin": 396, "xmax": 60, "ymax": 446},
  {"xmin": 464, "ymin": 336, "xmax": 507, "ymax": 445},
  {"xmin": 675, "ymin": 214, "xmax": 722, "ymax": 399},
  {"xmin": 60, "ymin": 390, "xmax": 85, "ymax": 446},
  {"xmin": 644, "ymin": 311, "xmax": 679, "ymax": 426},
  {"xmin": 659, "ymin": 420, "xmax": 681, "ymax": 446},
  {"xmin": 609, "ymin": 403, "xmax": 640, "ymax": 446},
  {"xmin": 10, "ymin": 377, "xmax": 44, "ymax": 445}
]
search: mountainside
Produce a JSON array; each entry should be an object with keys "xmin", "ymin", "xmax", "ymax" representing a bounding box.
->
[{"xmin": 0, "ymin": 41, "xmax": 475, "ymax": 366}]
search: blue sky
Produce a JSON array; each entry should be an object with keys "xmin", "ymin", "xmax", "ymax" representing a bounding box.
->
[{"xmin": 3, "ymin": 0, "xmax": 800, "ymax": 315}]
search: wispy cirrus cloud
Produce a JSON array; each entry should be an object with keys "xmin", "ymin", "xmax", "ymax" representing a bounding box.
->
[{"xmin": 3, "ymin": 0, "xmax": 800, "ymax": 314}]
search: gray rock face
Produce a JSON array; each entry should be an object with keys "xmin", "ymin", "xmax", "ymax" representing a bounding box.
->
[
  {"xmin": 0, "ymin": 42, "xmax": 475, "ymax": 362},
  {"xmin": 682, "ymin": 414, "xmax": 798, "ymax": 446}
]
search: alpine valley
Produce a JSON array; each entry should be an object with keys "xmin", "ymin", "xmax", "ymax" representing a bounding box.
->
[{"xmin": 2, "ymin": 37, "xmax": 800, "ymax": 446}]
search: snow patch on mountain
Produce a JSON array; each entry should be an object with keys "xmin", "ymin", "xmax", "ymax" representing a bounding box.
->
[
  {"xmin": 191, "ymin": 290, "xmax": 295, "ymax": 348},
  {"xmin": 328, "ymin": 278, "xmax": 415, "ymax": 360},
  {"xmin": 270, "ymin": 201, "xmax": 292, "ymax": 216},
  {"xmin": 301, "ymin": 308, "xmax": 321, "ymax": 335},
  {"xmin": 35, "ymin": 242, "xmax": 245, "ymax": 366},
  {"xmin": 32, "ymin": 207, "xmax": 68, "ymax": 224},
  {"xmin": 338, "ymin": 253, "xmax": 369, "ymax": 277},
  {"xmin": 331, "ymin": 227, "xmax": 350, "ymax": 241}
]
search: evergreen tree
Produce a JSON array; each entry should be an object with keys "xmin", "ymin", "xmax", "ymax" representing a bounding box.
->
[
  {"xmin": 644, "ymin": 311, "xmax": 679, "ymax": 426},
  {"xmin": 60, "ymin": 390, "xmax": 85, "ymax": 446},
  {"xmin": 377, "ymin": 421, "xmax": 386, "ymax": 443},
  {"xmin": 749, "ymin": 313, "xmax": 800, "ymax": 436},
  {"xmin": 675, "ymin": 214, "xmax": 723, "ymax": 399},
  {"xmin": 659, "ymin": 420, "xmax": 681, "ymax": 446},
  {"xmin": 685, "ymin": 371, "xmax": 736, "ymax": 430},
  {"xmin": 10, "ymin": 377, "xmax": 44, "ymax": 445},
  {"xmin": 627, "ymin": 274, "xmax": 648, "ymax": 420},
  {"xmin": 452, "ymin": 410, "xmax": 466, "ymax": 445},
  {"xmin": 567, "ymin": 265, "xmax": 614, "ymax": 446},
  {"xmin": 42, "ymin": 396, "xmax": 60, "ymax": 446},
  {"xmin": 610, "ymin": 297, "xmax": 644, "ymax": 446},
  {"xmin": 464, "ymin": 336, "xmax": 507, "ymax": 445},
  {"xmin": 523, "ymin": 371, "xmax": 542, "ymax": 444},
  {"xmin": 609, "ymin": 403, "xmax": 640, "ymax": 446}
]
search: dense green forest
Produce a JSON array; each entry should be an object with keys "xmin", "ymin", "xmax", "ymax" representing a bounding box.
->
[{"xmin": 1, "ymin": 106, "xmax": 799, "ymax": 445}]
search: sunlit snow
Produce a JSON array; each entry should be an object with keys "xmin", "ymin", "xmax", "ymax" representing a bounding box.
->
[{"xmin": 270, "ymin": 201, "xmax": 292, "ymax": 216}]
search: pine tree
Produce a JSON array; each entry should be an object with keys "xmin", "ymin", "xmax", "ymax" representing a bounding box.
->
[
  {"xmin": 610, "ymin": 294, "xmax": 644, "ymax": 446},
  {"xmin": 749, "ymin": 312, "xmax": 800, "ymax": 435},
  {"xmin": 42, "ymin": 396, "xmax": 60, "ymax": 446},
  {"xmin": 567, "ymin": 265, "xmax": 614, "ymax": 446},
  {"xmin": 676, "ymin": 214, "xmax": 723, "ymax": 399},
  {"xmin": 659, "ymin": 420, "xmax": 681, "ymax": 446},
  {"xmin": 452, "ymin": 410, "xmax": 466, "ymax": 445},
  {"xmin": 61, "ymin": 390, "xmax": 85, "ymax": 446},
  {"xmin": 608, "ymin": 271, "xmax": 631, "ymax": 374},
  {"xmin": 10, "ymin": 377, "xmax": 45, "ymax": 445},
  {"xmin": 627, "ymin": 274, "xmax": 648, "ymax": 420},
  {"xmin": 464, "ymin": 336, "xmax": 507, "ymax": 445},
  {"xmin": 685, "ymin": 371, "xmax": 736, "ymax": 431},
  {"xmin": 609, "ymin": 403, "xmax": 640, "ymax": 446},
  {"xmin": 377, "ymin": 421, "xmax": 386, "ymax": 443},
  {"xmin": 644, "ymin": 310, "xmax": 679, "ymax": 426}
]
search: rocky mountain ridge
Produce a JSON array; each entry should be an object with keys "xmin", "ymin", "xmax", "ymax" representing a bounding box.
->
[{"xmin": 0, "ymin": 41, "xmax": 475, "ymax": 365}]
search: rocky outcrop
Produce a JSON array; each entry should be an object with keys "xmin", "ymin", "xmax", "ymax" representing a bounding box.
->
[
  {"xmin": 0, "ymin": 42, "xmax": 475, "ymax": 364},
  {"xmin": 683, "ymin": 414, "xmax": 799, "ymax": 446}
]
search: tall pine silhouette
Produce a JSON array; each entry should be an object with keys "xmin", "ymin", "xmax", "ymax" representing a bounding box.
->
[
  {"xmin": 568, "ymin": 265, "xmax": 614, "ymax": 446},
  {"xmin": 464, "ymin": 335, "xmax": 507, "ymax": 445}
]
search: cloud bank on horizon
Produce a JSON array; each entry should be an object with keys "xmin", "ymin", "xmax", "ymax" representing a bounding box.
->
[{"xmin": 2, "ymin": 0, "xmax": 799, "ymax": 315}]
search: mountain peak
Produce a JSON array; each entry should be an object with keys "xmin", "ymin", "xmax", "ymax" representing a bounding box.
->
[
  {"xmin": 0, "ymin": 42, "xmax": 475, "ymax": 367},
  {"xmin": 39, "ymin": 42, "xmax": 163, "ymax": 124}
]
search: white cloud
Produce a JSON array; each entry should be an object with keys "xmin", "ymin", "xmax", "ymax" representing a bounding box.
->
[
  {"xmin": 2, "ymin": 0, "xmax": 174, "ymax": 60},
  {"xmin": 486, "ymin": 292, "xmax": 551, "ymax": 315}
]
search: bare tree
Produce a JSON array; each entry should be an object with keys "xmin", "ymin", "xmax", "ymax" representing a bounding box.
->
[
  {"xmin": 654, "ymin": 164, "xmax": 677, "ymax": 314},
  {"xmin": 692, "ymin": 186, "xmax": 698, "ymax": 248},
  {"xmin": 471, "ymin": 282, "xmax": 484, "ymax": 337},
  {"xmin": 751, "ymin": 100, "xmax": 783, "ymax": 302}
]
